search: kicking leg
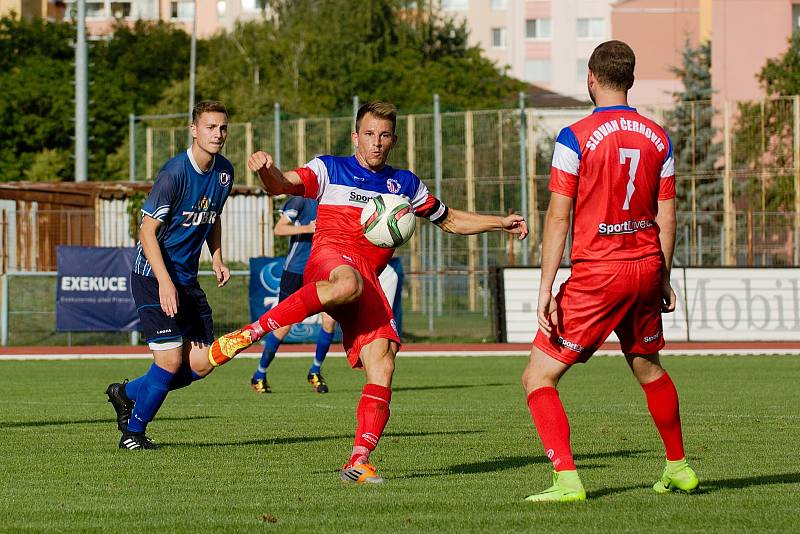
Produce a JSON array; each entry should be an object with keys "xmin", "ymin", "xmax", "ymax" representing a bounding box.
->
[
  {"xmin": 627, "ymin": 353, "xmax": 698, "ymax": 494},
  {"xmin": 521, "ymin": 346, "xmax": 585, "ymax": 502},
  {"xmin": 209, "ymin": 265, "xmax": 362, "ymax": 366}
]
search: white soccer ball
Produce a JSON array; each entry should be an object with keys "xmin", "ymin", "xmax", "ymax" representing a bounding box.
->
[{"xmin": 360, "ymin": 193, "xmax": 416, "ymax": 248}]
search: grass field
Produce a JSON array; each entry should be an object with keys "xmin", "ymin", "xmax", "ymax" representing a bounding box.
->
[{"xmin": 1, "ymin": 354, "xmax": 799, "ymax": 532}]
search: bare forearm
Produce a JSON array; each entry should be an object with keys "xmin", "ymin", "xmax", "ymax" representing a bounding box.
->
[
  {"xmin": 258, "ymin": 167, "xmax": 304, "ymax": 196},
  {"xmin": 436, "ymin": 208, "xmax": 503, "ymax": 235},
  {"xmin": 656, "ymin": 201, "xmax": 677, "ymax": 273},
  {"xmin": 539, "ymin": 212, "xmax": 570, "ymax": 292},
  {"xmin": 140, "ymin": 231, "xmax": 172, "ymax": 284},
  {"xmin": 274, "ymin": 225, "xmax": 313, "ymax": 237},
  {"xmin": 206, "ymin": 217, "xmax": 223, "ymax": 262}
]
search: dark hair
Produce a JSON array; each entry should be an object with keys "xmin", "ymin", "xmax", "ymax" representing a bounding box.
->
[
  {"xmin": 192, "ymin": 101, "xmax": 228, "ymax": 124},
  {"xmin": 588, "ymin": 40, "xmax": 636, "ymax": 92},
  {"xmin": 355, "ymin": 101, "xmax": 397, "ymax": 133}
]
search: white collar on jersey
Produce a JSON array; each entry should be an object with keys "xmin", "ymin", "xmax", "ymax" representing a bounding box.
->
[{"xmin": 186, "ymin": 147, "xmax": 215, "ymax": 174}]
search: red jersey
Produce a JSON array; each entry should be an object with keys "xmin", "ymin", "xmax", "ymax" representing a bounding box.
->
[
  {"xmin": 549, "ymin": 105, "xmax": 676, "ymax": 262},
  {"xmin": 295, "ymin": 155, "xmax": 447, "ymax": 272}
]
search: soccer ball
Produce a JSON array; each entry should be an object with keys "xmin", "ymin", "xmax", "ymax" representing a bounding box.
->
[{"xmin": 360, "ymin": 193, "xmax": 416, "ymax": 248}]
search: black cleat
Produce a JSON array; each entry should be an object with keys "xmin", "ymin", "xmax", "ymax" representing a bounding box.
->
[
  {"xmin": 307, "ymin": 372, "xmax": 329, "ymax": 394},
  {"xmin": 106, "ymin": 380, "xmax": 135, "ymax": 432},
  {"xmin": 119, "ymin": 432, "xmax": 158, "ymax": 450}
]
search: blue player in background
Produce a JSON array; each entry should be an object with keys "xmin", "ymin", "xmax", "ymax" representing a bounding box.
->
[
  {"xmin": 251, "ymin": 196, "xmax": 335, "ymax": 394},
  {"xmin": 105, "ymin": 101, "xmax": 236, "ymax": 450}
]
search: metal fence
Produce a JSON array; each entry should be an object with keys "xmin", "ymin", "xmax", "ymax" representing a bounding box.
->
[
  {"xmin": 0, "ymin": 268, "xmax": 500, "ymax": 346},
  {"xmin": 130, "ymin": 96, "xmax": 800, "ymax": 268}
]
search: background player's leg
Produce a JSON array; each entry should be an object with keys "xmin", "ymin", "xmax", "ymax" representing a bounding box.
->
[
  {"xmin": 626, "ymin": 352, "xmax": 699, "ymax": 493},
  {"xmin": 341, "ymin": 338, "xmax": 398, "ymax": 484},
  {"xmin": 308, "ymin": 314, "xmax": 335, "ymax": 393},
  {"xmin": 521, "ymin": 346, "xmax": 585, "ymax": 502},
  {"xmin": 252, "ymin": 326, "xmax": 290, "ymax": 393}
]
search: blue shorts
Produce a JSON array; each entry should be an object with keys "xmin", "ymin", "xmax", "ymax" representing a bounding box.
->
[
  {"xmin": 130, "ymin": 273, "xmax": 214, "ymax": 345},
  {"xmin": 279, "ymin": 271, "xmax": 305, "ymax": 301}
]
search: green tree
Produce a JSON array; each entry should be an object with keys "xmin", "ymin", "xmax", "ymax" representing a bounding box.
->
[
  {"xmin": 733, "ymin": 31, "xmax": 800, "ymax": 213},
  {"xmin": 665, "ymin": 40, "xmax": 722, "ymax": 214}
]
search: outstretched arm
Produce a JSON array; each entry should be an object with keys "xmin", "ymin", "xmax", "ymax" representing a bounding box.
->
[
  {"xmin": 248, "ymin": 151, "xmax": 305, "ymax": 196},
  {"xmin": 434, "ymin": 207, "xmax": 528, "ymax": 239}
]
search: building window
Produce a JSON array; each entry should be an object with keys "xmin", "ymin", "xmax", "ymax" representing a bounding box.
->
[
  {"xmin": 490, "ymin": 0, "xmax": 506, "ymax": 9},
  {"xmin": 525, "ymin": 59, "xmax": 551, "ymax": 82},
  {"xmin": 441, "ymin": 0, "xmax": 468, "ymax": 10},
  {"xmin": 794, "ymin": 4, "xmax": 800, "ymax": 30},
  {"xmin": 110, "ymin": 1, "xmax": 131, "ymax": 18},
  {"xmin": 171, "ymin": 0, "xmax": 194, "ymax": 19},
  {"xmin": 576, "ymin": 17, "xmax": 604, "ymax": 39},
  {"xmin": 525, "ymin": 18, "xmax": 551, "ymax": 39},
  {"xmin": 491, "ymin": 27, "xmax": 507, "ymax": 48},
  {"xmin": 217, "ymin": 0, "xmax": 225, "ymax": 18},
  {"xmin": 241, "ymin": 0, "xmax": 260, "ymax": 11},
  {"xmin": 86, "ymin": 0, "xmax": 106, "ymax": 17},
  {"xmin": 576, "ymin": 59, "xmax": 588, "ymax": 81}
]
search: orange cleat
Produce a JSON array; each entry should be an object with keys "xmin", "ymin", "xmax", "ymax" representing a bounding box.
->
[
  {"xmin": 208, "ymin": 327, "xmax": 259, "ymax": 367},
  {"xmin": 340, "ymin": 462, "xmax": 384, "ymax": 484}
]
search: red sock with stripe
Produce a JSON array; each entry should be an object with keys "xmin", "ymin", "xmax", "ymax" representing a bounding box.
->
[
  {"xmin": 527, "ymin": 386, "xmax": 576, "ymax": 471},
  {"xmin": 349, "ymin": 384, "xmax": 392, "ymax": 466},
  {"xmin": 641, "ymin": 372, "xmax": 685, "ymax": 461},
  {"xmin": 252, "ymin": 283, "xmax": 323, "ymax": 334}
]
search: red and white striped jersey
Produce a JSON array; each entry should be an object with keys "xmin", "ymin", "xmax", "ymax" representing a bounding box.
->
[{"xmin": 295, "ymin": 155, "xmax": 447, "ymax": 272}]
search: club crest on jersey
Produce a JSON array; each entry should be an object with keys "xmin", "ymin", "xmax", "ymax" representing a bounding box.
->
[
  {"xmin": 198, "ymin": 196, "xmax": 210, "ymax": 210},
  {"xmin": 219, "ymin": 171, "xmax": 231, "ymax": 187},
  {"xmin": 386, "ymin": 178, "xmax": 401, "ymax": 194}
]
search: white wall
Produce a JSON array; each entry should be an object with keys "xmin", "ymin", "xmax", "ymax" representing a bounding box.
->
[{"xmin": 504, "ymin": 267, "xmax": 800, "ymax": 342}]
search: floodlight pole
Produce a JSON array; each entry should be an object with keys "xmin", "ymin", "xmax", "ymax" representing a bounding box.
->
[{"xmin": 75, "ymin": 0, "xmax": 88, "ymax": 182}]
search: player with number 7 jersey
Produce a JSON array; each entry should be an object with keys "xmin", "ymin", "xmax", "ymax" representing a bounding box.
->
[{"xmin": 520, "ymin": 41, "xmax": 697, "ymax": 504}]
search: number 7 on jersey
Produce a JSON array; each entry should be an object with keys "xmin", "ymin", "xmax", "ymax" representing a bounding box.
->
[{"xmin": 619, "ymin": 147, "xmax": 640, "ymax": 210}]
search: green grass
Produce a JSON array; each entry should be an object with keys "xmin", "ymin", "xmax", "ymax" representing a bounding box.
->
[{"xmin": 1, "ymin": 355, "xmax": 798, "ymax": 532}]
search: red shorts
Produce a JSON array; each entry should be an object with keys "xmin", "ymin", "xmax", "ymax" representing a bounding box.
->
[
  {"xmin": 303, "ymin": 248, "xmax": 401, "ymax": 368},
  {"xmin": 533, "ymin": 255, "xmax": 666, "ymax": 365}
]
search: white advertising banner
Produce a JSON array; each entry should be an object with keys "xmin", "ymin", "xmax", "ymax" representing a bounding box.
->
[{"xmin": 503, "ymin": 268, "xmax": 800, "ymax": 343}]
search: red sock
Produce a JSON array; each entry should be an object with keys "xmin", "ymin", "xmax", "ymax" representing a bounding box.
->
[
  {"xmin": 527, "ymin": 387, "xmax": 576, "ymax": 471},
  {"xmin": 641, "ymin": 372, "xmax": 685, "ymax": 461},
  {"xmin": 256, "ymin": 283, "xmax": 323, "ymax": 333},
  {"xmin": 350, "ymin": 384, "xmax": 392, "ymax": 465}
]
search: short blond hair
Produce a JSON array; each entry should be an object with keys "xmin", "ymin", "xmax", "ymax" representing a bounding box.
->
[{"xmin": 355, "ymin": 101, "xmax": 397, "ymax": 133}]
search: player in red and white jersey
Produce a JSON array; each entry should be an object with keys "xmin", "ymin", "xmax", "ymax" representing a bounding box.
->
[
  {"xmin": 209, "ymin": 101, "xmax": 528, "ymax": 484},
  {"xmin": 521, "ymin": 41, "xmax": 699, "ymax": 502}
]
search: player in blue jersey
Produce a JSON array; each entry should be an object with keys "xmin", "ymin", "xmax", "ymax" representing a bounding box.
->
[
  {"xmin": 105, "ymin": 101, "xmax": 236, "ymax": 450},
  {"xmin": 251, "ymin": 195, "xmax": 336, "ymax": 394}
]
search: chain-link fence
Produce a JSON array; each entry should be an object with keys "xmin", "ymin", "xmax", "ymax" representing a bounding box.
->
[
  {"xmin": 0, "ymin": 267, "xmax": 500, "ymax": 346},
  {"xmin": 128, "ymin": 96, "xmax": 800, "ymax": 268}
]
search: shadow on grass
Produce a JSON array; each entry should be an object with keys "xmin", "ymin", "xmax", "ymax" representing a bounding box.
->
[
  {"xmin": 0, "ymin": 415, "xmax": 219, "ymax": 429},
  {"xmin": 586, "ymin": 472, "xmax": 800, "ymax": 499},
  {"xmin": 393, "ymin": 383, "xmax": 514, "ymax": 392},
  {"xmin": 396, "ymin": 449, "xmax": 647, "ymax": 480},
  {"xmin": 162, "ymin": 429, "xmax": 485, "ymax": 449}
]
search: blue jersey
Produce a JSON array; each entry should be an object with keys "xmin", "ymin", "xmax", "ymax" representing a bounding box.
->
[
  {"xmin": 281, "ymin": 196, "xmax": 317, "ymax": 275},
  {"xmin": 133, "ymin": 148, "xmax": 234, "ymax": 285}
]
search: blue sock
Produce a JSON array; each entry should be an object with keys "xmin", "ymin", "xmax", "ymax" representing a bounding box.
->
[
  {"xmin": 310, "ymin": 329, "xmax": 334, "ymax": 374},
  {"xmin": 124, "ymin": 376, "xmax": 144, "ymax": 401},
  {"xmin": 169, "ymin": 365, "xmax": 203, "ymax": 391},
  {"xmin": 254, "ymin": 333, "xmax": 281, "ymax": 380},
  {"xmin": 126, "ymin": 367, "xmax": 202, "ymax": 398},
  {"xmin": 127, "ymin": 363, "xmax": 174, "ymax": 434}
]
